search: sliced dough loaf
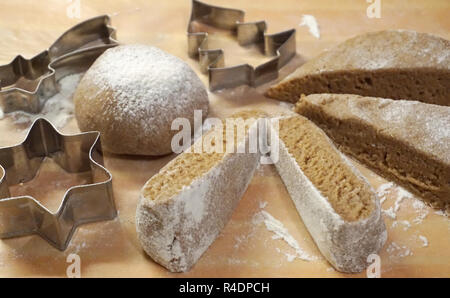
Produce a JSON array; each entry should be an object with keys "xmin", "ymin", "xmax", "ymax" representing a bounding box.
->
[
  {"xmin": 266, "ymin": 30, "xmax": 450, "ymax": 106},
  {"xmin": 136, "ymin": 112, "xmax": 263, "ymax": 272},
  {"xmin": 270, "ymin": 115, "xmax": 386, "ymax": 272},
  {"xmin": 295, "ymin": 94, "xmax": 450, "ymax": 212}
]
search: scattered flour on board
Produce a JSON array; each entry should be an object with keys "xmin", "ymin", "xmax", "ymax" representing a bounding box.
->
[
  {"xmin": 232, "ymin": 199, "xmax": 317, "ymax": 262},
  {"xmin": 377, "ymin": 182, "xmax": 394, "ymax": 205},
  {"xmin": 433, "ymin": 209, "xmax": 449, "ymax": 218},
  {"xmin": 299, "ymin": 15, "xmax": 320, "ymax": 39},
  {"xmin": 259, "ymin": 201, "xmax": 268, "ymax": 209},
  {"xmin": 227, "ymin": 258, "xmax": 247, "ymax": 266},
  {"xmin": 386, "ymin": 242, "xmax": 413, "ymax": 260},
  {"xmin": 375, "ymin": 182, "xmax": 440, "ymax": 260},
  {"xmin": 418, "ymin": 235, "xmax": 428, "ymax": 247},
  {"xmin": 0, "ymin": 73, "xmax": 82, "ymax": 129},
  {"xmin": 253, "ymin": 209, "xmax": 316, "ymax": 262},
  {"xmin": 391, "ymin": 220, "xmax": 411, "ymax": 231},
  {"xmin": 376, "ymin": 182, "xmax": 431, "ymax": 223}
]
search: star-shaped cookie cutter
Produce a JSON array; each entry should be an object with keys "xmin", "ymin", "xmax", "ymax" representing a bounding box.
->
[
  {"xmin": 0, "ymin": 15, "xmax": 118, "ymax": 114},
  {"xmin": 0, "ymin": 118, "xmax": 116, "ymax": 251},
  {"xmin": 187, "ymin": 0, "xmax": 296, "ymax": 91}
]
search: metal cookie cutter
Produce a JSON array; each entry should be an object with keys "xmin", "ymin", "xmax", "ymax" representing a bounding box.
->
[
  {"xmin": 187, "ymin": 0, "xmax": 296, "ymax": 91},
  {"xmin": 0, "ymin": 15, "xmax": 118, "ymax": 114},
  {"xmin": 0, "ymin": 118, "xmax": 116, "ymax": 250}
]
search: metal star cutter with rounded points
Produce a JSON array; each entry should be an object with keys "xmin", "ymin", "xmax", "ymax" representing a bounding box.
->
[
  {"xmin": 187, "ymin": 0, "xmax": 296, "ymax": 91},
  {"xmin": 0, "ymin": 118, "xmax": 116, "ymax": 251}
]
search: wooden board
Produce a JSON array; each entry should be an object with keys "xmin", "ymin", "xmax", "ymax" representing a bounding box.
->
[{"xmin": 0, "ymin": 0, "xmax": 449, "ymax": 277}]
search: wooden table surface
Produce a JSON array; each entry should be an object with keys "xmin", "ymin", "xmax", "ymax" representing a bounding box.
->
[{"xmin": 0, "ymin": 0, "xmax": 449, "ymax": 277}]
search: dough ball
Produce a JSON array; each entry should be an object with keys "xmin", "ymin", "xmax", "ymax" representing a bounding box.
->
[{"xmin": 73, "ymin": 44, "xmax": 209, "ymax": 156}]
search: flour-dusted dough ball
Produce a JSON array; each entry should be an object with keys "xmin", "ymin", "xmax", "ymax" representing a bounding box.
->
[{"xmin": 74, "ymin": 44, "xmax": 209, "ymax": 156}]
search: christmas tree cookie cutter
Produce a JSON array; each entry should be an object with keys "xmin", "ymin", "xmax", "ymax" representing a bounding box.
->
[{"xmin": 187, "ymin": 0, "xmax": 296, "ymax": 91}]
